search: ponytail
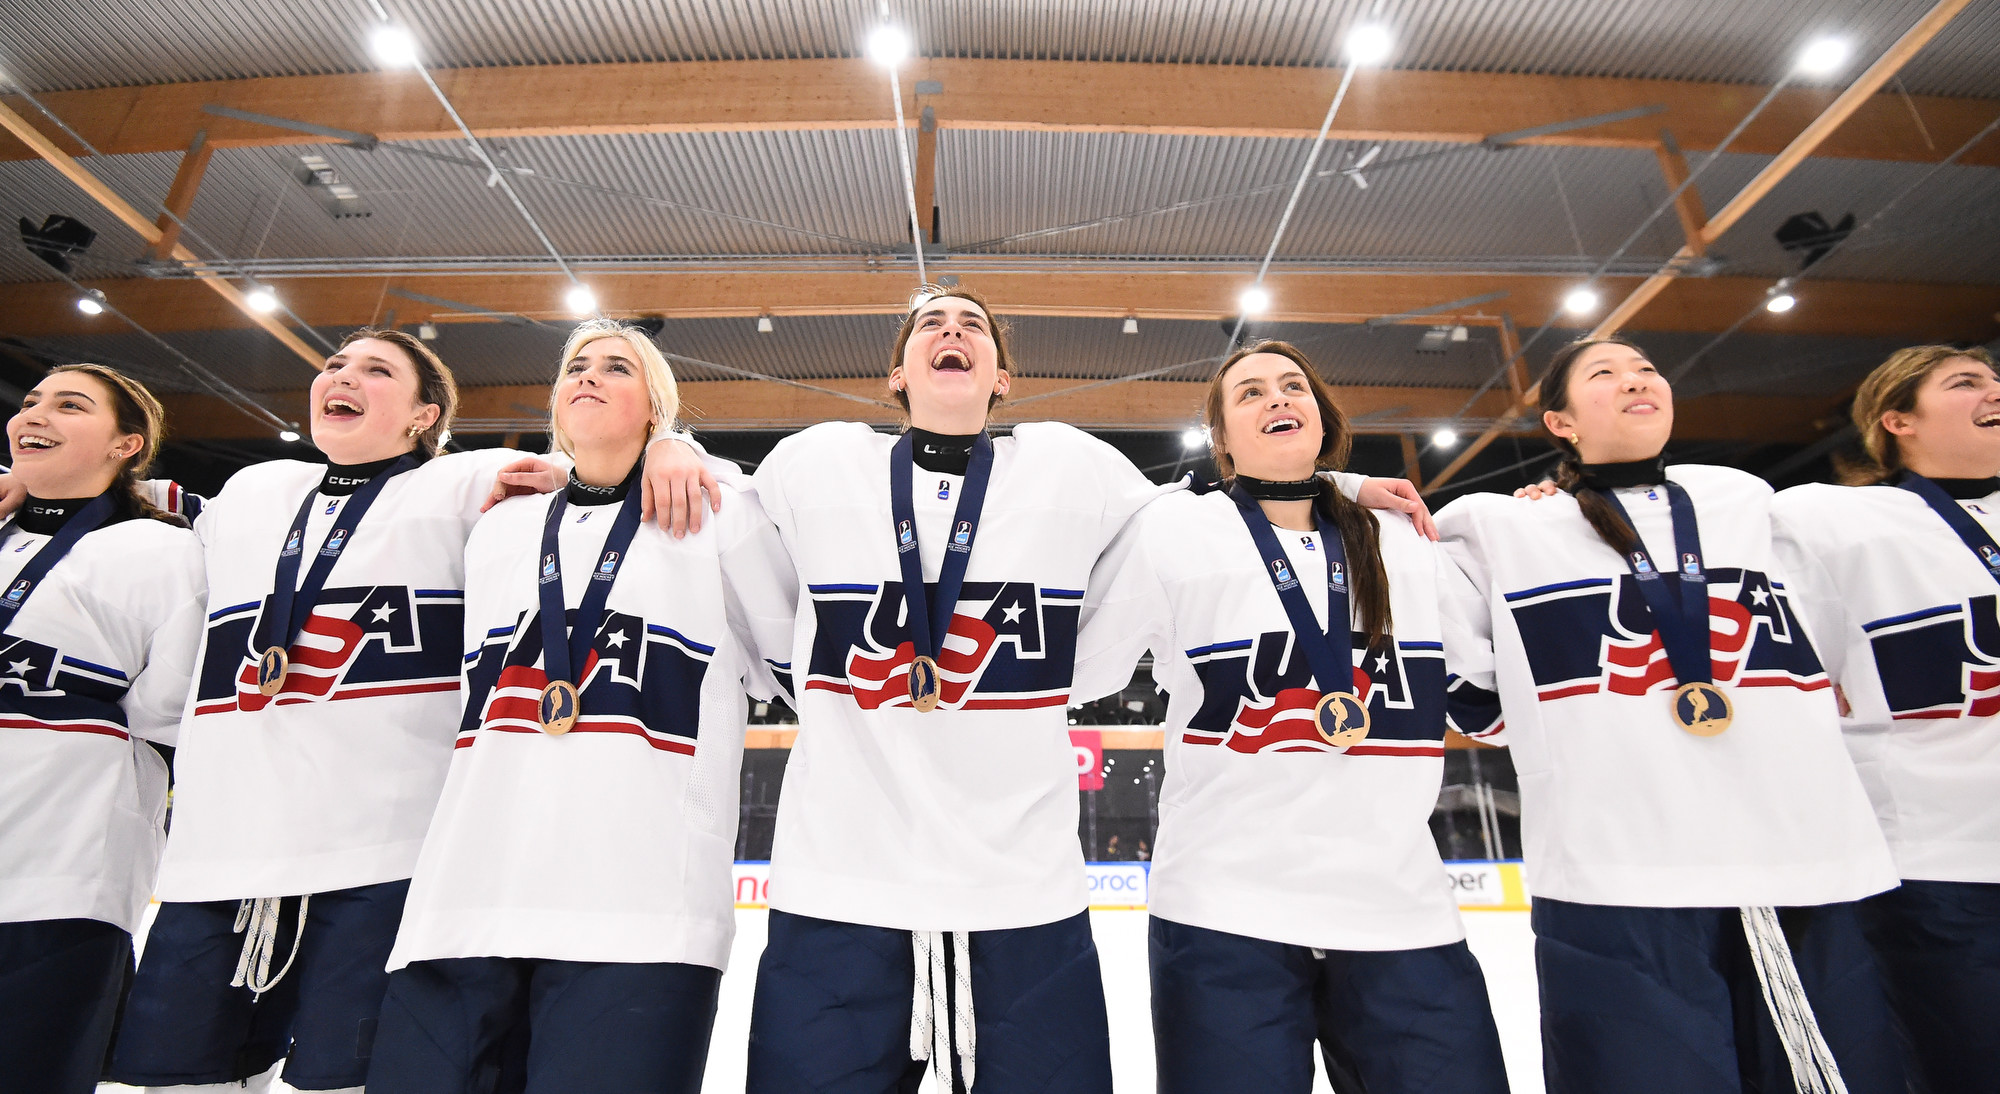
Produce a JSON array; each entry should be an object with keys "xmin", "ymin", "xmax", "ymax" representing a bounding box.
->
[
  {"xmin": 1538, "ymin": 337, "xmax": 1648, "ymax": 557},
  {"xmin": 44, "ymin": 364, "xmax": 180, "ymax": 526}
]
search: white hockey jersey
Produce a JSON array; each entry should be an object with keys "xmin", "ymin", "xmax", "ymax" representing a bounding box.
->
[
  {"xmin": 1076, "ymin": 488, "xmax": 1476, "ymax": 951},
  {"xmin": 387, "ymin": 480, "xmax": 793, "ymax": 971},
  {"xmin": 157, "ymin": 451, "xmax": 523, "ymax": 902},
  {"xmin": 1436, "ymin": 464, "xmax": 1897, "ymax": 908},
  {"xmin": 1772, "ymin": 480, "xmax": 2000, "ymax": 884},
  {"xmin": 0, "ymin": 510, "xmax": 205, "ymax": 932},
  {"xmin": 752, "ymin": 421, "xmax": 1175, "ymax": 931}
]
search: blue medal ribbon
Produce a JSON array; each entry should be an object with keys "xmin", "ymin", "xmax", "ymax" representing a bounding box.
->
[
  {"xmin": 1895, "ymin": 471, "xmax": 2000, "ymax": 585},
  {"xmin": 534, "ymin": 465, "xmax": 647, "ymax": 726},
  {"xmin": 0, "ymin": 492, "xmax": 119, "ymax": 626},
  {"xmin": 1594, "ymin": 480, "xmax": 1716, "ymax": 687},
  {"xmin": 255, "ymin": 456, "xmax": 417, "ymax": 664},
  {"xmin": 888, "ymin": 430, "xmax": 994, "ymax": 709},
  {"xmin": 1227, "ymin": 484, "xmax": 1357, "ymax": 703}
]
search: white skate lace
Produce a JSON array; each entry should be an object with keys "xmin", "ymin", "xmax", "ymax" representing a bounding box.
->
[
  {"xmin": 910, "ymin": 928, "xmax": 976, "ymax": 1090},
  {"xmin": 230, "ymin": 894, "xmax": 310, "ymax": 997}
]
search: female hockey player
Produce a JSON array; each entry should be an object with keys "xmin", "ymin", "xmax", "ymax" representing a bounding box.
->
[
  {"xmin": 741, "ymin": 285, "xmax": 1433, "ymax": 1093},
  {"xmin": 1435, "ymin": 337, "xmax": 1904, "ymax": 1094},
  {"xmin": 1074, "ymin": 341, "xmax": 1509, "ymax": 1094},
  {"xmin": 0, "ymin": 365, "xmax": 205, "ymax": 1094},
  {"xmin": 367, "ymin": 320, "xmax": 791, "ymax": 1093},
  {"xmin": 1769, "ymin": 344, "xmax": 2000, "ymax": 1094},
  {"xmin": 100, "ymin": 328, "xmax": 713, "ymax": 1094}
]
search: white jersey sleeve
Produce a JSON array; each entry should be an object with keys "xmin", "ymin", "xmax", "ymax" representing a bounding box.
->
[
  {"xmin": 716, "ymin": 485, "xmax": 797, "ymax": 703},
  {"xmin": 1072, "ymin": 497, "xmax": 1176, "ymax": 705}
]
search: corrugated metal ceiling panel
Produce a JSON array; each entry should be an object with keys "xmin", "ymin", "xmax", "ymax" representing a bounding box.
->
[{"xmin": 0, "ymin": 0, "xmax": 1992, "ymax": 96}]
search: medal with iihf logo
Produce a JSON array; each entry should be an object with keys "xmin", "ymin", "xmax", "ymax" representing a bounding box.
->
[
  {"xmin": 0, "ymin": 491, "xmax": 117, "ymax": 638},
  {"xmin": 888, "ymin": 430, "xmax": 994, "ymax": 713},
  {"xmin": 253, "ymin": 457, "xmax": 417, "ymax": 697},
  {"xmin": 533, "ymin": 467, "xmax": 645, "ymax": 735},
  {"xmin": 1228, "ymin": 484, "xmax": 1371, "ymax": 750},
  {"xmin": 1596, "ymin": 480, "xmax": 1733, "ymax": 736}
]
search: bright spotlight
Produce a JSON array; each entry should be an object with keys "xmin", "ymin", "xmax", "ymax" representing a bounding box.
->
[
  {"xmin": 245, "ymin": 286, "xmax": 279, "ymax": 313},
  {"xmin": 278, "ymin": 429, "xmax": 302, "ymax": 443},
  {"xmin": 1181, "ymin": 427, "xmax": 1207, "ymax": 450},
  {"xmin": 866, "ymin": 25, "xmax": 911, "ymax": 68},
  {"xmin": 1561, "ymin": 287, "xmax": 1599, "ymax": 316},
  {"xmin": 1432, "ymin": 428, "xmax": 1459, "ymax": 449},
  {"xmin": 1765, "ymin": 292, "xmax": 1797, "ymax": 314},
  {"xmin": 1238, "ymin": 286, "xmax": 1272, "ymax": 315},
  {"xmin": 369, "ymin": 25, "xmax": 420, "ymax": 69},
  {"xmin": 75, "ymin": 291, "xmax": 105, "ymax": 316},
  {"xmin": 1344, "ymin": 23, "xmax": 1395, "ymax": 66},
  {"xmin": 565, "ymin": 285, "xmax": 598, "ymax": 316},
  {"xmin": 1795, "ymin": 37, "xmax": 1850, "ymax": 77}
]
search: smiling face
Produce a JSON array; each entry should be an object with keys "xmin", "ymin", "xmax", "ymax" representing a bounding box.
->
[
  {"xmin": 1212, "ymin": 352, "xmax": 1327, "ymax": 481},
  {"xmin": 8, "ymin": 371, "xmax": 145, "ymax": 499},
  {"xmin": 311, "ymin": 337, "xmax": 441, "ymax": 465},
  {"xmin": 1883, "ymin": 356, "xmax": 2000, "ymax": 478},
  {"xmin": 554, "ymin": 336, "xmax": 657, "ymax": 454},
  {"xmin": 890, "ymin": 295, "xmax": 1008, "ymax": 433},
  {"xmin": 1542, "ymin": 341, "xmax": 1674, "ymax": 464}
]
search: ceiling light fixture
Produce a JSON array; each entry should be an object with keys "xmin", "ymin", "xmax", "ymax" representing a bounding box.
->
[
  {"xmin": 866, "ymin": 25, "xmax": 911, "ymax": 68},
  {"xmin": 756, "ymin": 314, "xmax": 774, "ymax": 333},
  {"xmin": 370, "ymin": 25, "xmax": 420, "ymax": 69},
  {"xmin": 1561, "ymin": 287, "xmax": 1600, "ymax": 316},
  {"xmin": 565, "ymin": 285, "xmax": 598, "ymax": 316},
  {"xmin": 75, "ymin": 289, "xmax": 106, "ymax": 316},
  {"xmin": 278, "ymin": 428, "xmax": 302, "ymax": 443},
  {"xmin": 1122, "ymin": 317, "xmax": 1139, "ymax": 334},
  {"xmin": 1181, "ymin": 427, "xmax": 1207, "ymax": 450},
  {"xmin": 1238, "ymin": 286, "xmax": 1272, "ymax": 315},
  {"xmin": 1795, "ymin": 37, "xmax": 1851, "ymax": 77},
  {"xmin": 417, "ymin": 322, "xmax": 439, "ymax": 341},
  {"xmin": 1432, "ymin": 428, "xmax": 1459, "ymax": 449},
  {"xmin": 245, "ymin": 286, "xmax": 279, "ymax": 313},
  {"xmin": 1765, "ymin": 291, "xmax": 1797, "ymax": 313},
  {"xmin": 1344, "ymin": 23, "xmax": 1395, "ymax": 67}
]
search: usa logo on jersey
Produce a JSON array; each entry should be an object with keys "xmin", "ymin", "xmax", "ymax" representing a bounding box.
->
[
  {"xmin": 1864, "ymin": 593, "xmax": 2000, "ymax": 719},
  {"xmin": 1183, "ymin": 630, "xmax": 1445, "ymax": 755},
  {"xmin": 0, "ymin": 634, "xmax": 133, "ymax": 740},
  {"xmin": 1506, "ymin": 566, "xmax": 1826, "ymax": 702},
  {"xmin": 802, "ymin": 580, "xmax": 1077, "ymax": 711},
  {"xmin": 459, "ymin": 607, "xmax": 713, "ymax": 752},
  {"xmin": 194, "ymin": 585, "xmax": 464, "ymax": 715}
]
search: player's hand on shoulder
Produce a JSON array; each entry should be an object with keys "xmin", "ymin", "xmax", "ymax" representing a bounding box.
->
[
  {"xmin": 1356, "ymin": 477, "xmax": 1437, "ymax": 541},
  {"xmin": 484, "ymin": 456, "xmax": 563, "ymax": 512},
  {"xmin": 643, "ymin": 437, "xmax": 722, "ymax": 539},
  {"xmin": 1513, "ymin": 480, "xmax": 1561, "ymax": 501}
]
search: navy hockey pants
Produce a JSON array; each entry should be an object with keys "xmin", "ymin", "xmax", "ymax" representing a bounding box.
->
[
  {"xmin": 746, "ymin": 908, "xmax": 1114, "ymax": 1094},
  {"xmin": 1531, "ymin": 896, "xmax": 1905, "ymax": 1094},
  {"xmin": 1149, "ymin": 916, "xmax": 1510, "ymax": 1094},
  {"xmin": 108, "ymin": 879, "xmax": 409, "ymax": 1090},
  {"xmin": 367, "ymin": 955, "xmax": 722, "ymax": 1094},
  {"xmin": 1856, "ymin": 879, "xmax": 2000, "ymax": 1094},
  {"xmin": 0, "ymin": 918, "xmax": 132, "ymax": 1094}
]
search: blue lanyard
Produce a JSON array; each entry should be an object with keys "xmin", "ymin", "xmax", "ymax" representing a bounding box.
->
[
  {"xmin": 888, "ymin": 431, "xmax": 994, "ymax": 668},
  {"xmin": 1896, "ymin": 471, "xmax": 2000, "ymax": 586},
  {"xmin": 1594, "ymin": 479, "xmax": 1714, "ymax": 687},
  {"xmin": 254, "ymin": 456, "xmax": 417, "ymax": 657},
  {"xmin": 534, "ymin": 469, "xmax": 647, "ymax": 694},
  {"xmin": 1228, "ymin": 484, "xmax": 1355, "ymax": 697},
  {"xmin": 0, "ymin": 492, "xmax": 118, "ymax": 628}
]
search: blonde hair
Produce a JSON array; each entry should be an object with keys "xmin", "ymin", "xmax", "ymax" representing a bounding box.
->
[
  {"xmin": 548, "ymin": 320, "xmax": 681, "ymax": 458},
  {"xmin": 1846, "ymin": 344, "xmax": 2000, "ymax": 485}
]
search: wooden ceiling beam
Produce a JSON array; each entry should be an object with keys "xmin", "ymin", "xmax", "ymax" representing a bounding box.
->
[
  {"xmin": 5, "ymin": 58, "xmax": 1996, "ymax": 166},
  {"xmin": 7, "ymin": 269, "xmax": 1994, "ymax": 342}
]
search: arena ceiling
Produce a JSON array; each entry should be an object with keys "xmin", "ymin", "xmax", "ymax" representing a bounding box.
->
[{"xmin": 1, "ymin": 0, "xmax": 1996, "ymax": 490}]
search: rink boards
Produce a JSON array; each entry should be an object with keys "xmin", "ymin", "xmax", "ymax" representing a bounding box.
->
[{"xmin": 731, "ymin": 859, "xmax": 1531, "ymax": 912}]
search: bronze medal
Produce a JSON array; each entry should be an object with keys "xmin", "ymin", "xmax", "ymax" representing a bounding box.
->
[
  {"xmin": 1314, "ymin": 691, "xmax": 1371, "ymax": 751},
  {"xmin": 256, "ymin": 646, "xmax": 289, "ymax": 697},
  {"xmin": 539, "ymin": 679, "xmax": 580, "ymax": 735},
  {"xmin": 1672, "ymin": 680, "xmax": 1733, "ymax": 737},
  {"xmin": 908, "ymin": 655, "xmax": 941, "ymax": 713}
]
